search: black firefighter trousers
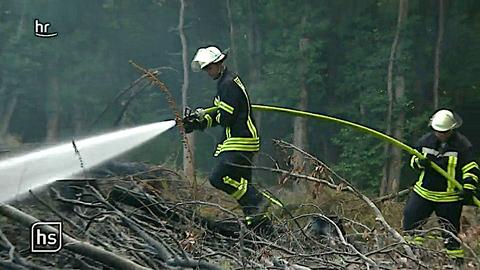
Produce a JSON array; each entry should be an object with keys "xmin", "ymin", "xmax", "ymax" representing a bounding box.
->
[
  {"xmin": 209, "ymin": 151, "xmax": 265, "ymax": 216},
  {"xmin": 403, "ymin": 191, "xmax": 463, "ymax": 251}
]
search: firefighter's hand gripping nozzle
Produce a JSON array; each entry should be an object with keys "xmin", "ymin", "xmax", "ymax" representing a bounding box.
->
[{"xmin": 182, "ymin": 107, "xmax": 205, "ymax": 134}]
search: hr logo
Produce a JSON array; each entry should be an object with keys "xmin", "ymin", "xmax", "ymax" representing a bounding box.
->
[
  {"xmin": 34, "ymin": 19, "xmax": 58, "ymax": 38},
  {"xmin": 30, "ymin": 221, "xmax": 63, "ymax": 253}
]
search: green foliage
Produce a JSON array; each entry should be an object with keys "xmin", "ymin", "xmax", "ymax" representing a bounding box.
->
[{"xmin": 332, "ymin": 128, "xmax": 384, "ymax": 192}]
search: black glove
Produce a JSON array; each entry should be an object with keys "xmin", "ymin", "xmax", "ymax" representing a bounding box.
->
[
  {"xmin": 183, "ymin": 121, "xmax": 195, "ymax": 134},
  {"xmin": 460, "ymin": 188, "xmax": 474, "ymax": 205},
  {"xmin": 417, "ymin": 157, "xmax": 431, "ymax": 168}
]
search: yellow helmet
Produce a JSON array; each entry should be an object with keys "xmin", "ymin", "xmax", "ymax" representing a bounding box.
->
[
  {"xmin": 191, "ymin": 46, "xmax": 227, "ymax": 72},
  {"xmin": 429, "ymin": 109, "xmax": 463, "ymax": 132}
]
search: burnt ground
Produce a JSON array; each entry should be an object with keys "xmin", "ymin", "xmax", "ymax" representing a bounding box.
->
[{"xmin": 0, "ymin": 160, "xmax": 479, "ymax": 270}]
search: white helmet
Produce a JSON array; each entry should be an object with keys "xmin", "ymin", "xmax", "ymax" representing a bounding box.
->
[
  {"xmin": 191, "ymin": 46, "xmax": 227, "ymax": 72},
  {"xmin": 429, "ymin": 109, "xmax": 463, "ymax": 132}
]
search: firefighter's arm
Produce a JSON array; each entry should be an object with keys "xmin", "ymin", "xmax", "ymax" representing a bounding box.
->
[
  {"xmin": 461, "ymin": 147, "xmax": 479, "ymax": 192},
  {"xmin": 214, "ymin": 84, "xmax": 240, "ymax": 128}
]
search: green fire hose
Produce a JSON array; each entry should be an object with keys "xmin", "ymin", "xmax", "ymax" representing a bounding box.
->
[
  {"xmin": 248, "ymin": 104, "xmax": 479, "ymax": 207},
  {"xmin": 205, "ymin": 104, "xmax": 478, "ymax": 206}
]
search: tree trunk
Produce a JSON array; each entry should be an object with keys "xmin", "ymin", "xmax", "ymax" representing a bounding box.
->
[
  {"xmin": 324, "ymin": 3, "xmax": 341, "ymax": 163},
  {"xmin": 0, "ymin": 92, "xmax": 18, "ymax": 141},
  {"xmin": 247, "ymin": 0, "xmax": 262, "ymax": 165},
  {"xmin": 380, "ymin": 0, "xmax": 408, "ymax": 195},
  {"xmin": 388, "ymin": 76, "xmax": 406, "ymax": 192},
  {"xmin": 226, "ymin": 0, "xmax": 238, "ymax": 72},
  {"xmin": 433, "ymin": 0, "xmax": 444, "ymax": 110},
  {"xmin": 45, "ymin": 74, "xmax": 60, "ymax": 143},
  {"xmin": 292, "ymin": 86, "xmax": 308, "ymax": 173},
  {"xmin": 247, "ymin": 0, "xmax": 262, "ymax": 89},
  {"xmin": 292, "ymin": 20, "xmax": 309, "ymax": 174},
  {"xmin": 0, "ymin": 1, "xmax": 26, "ymax": 142},
  {"xmin": 178, "ymin": 0, "xmax": 196, "ymax": 184}
]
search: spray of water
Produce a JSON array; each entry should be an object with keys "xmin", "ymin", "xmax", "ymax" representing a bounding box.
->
[{"xmin": 0, "ymin": 120, "xmax": 176, "ymax": 202}]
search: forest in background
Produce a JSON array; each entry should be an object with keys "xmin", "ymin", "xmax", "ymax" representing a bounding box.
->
[{"xmin": 0, "ymin": 0, "xmax": 479, "ymax": 196}]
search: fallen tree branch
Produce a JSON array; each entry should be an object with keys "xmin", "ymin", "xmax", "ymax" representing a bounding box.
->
[
  {"xmin": 373, "ymin": 188, "xmax": 410, "ymax": 202},
  {"xmin": 88, "ymin": 184, "xmax": 225, "ymax": 270},
  {"xmin": 0, "ymin": 204, "xmax": 151, "ymax": 270},
  {"xmin": 294, "ymin": 213, "xmax": 378, "ymax": 269},
  {"xmin": 233, "ymin": 163, "xmax": 416, "ymax": 262},
  {"xmin": 270, "ymin": 141, "xmax": 417, "ymax": 259},
  {"xmin": 0, "ymin": 227, "xmax": 15, "ymax": 261}
]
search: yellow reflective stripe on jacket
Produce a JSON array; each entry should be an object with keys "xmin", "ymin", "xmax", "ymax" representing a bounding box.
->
[
  {"xmin": 219, "ymin": 101, "xmax": 234, "ymax": 114},
  {"xmin": 233, "ymin": 76, "xmax": 246, "ymax": 92},
  {"xmin": 214, "ymin": 137, "xmax": 261, "ymax": 156},
  {"xmin": 234, "ymin": 77, "xmax": 250, "ymax": 116},
  {"xmin": 215, "ymin": 113, "xmax": 221, "ymax": 124},
  {"xmin": 233, "ymin": 76, "xmax": 258, "ymax": 139},
  {"xmin": 220, "ymin": 138, "xmax": 260, "ymax": 148},
  {"xmin": 217, "ymin": 146, "xmax": 259, "ymax": 153},
  {"xmin": 413, "ymin": 184, "xmax": 460, "ymax": 202},
  {"xmin": 214, "ymin": 98, "xmax": 234, "ymax": 114},
  {"xmin": 416, "ymin": 169, "xmax": 426, "ymax": 187},
  {"xmin": 462, "ymin": 161, "xmax": 479, "ymax": 173},
  {"xmin": 464, "ymin": 183, "xmax": 476, "ymax": 190},
  {"xmin": 222, "ymin": 176, "xmax": 248, "ymax": 200},
  {"xmin": 205, "ymin": 114, "xmax": 213, "ymax": 128},
  {"xmin": 218, "ymin": 147, "xmax": 259, "ymax": 154},
  {"xmin": 446, "ymin": 156, "xmax": 457, "ymax": 192},
  {"xmin": 223, "ymin": 137, "xmax": 260, "ymax": 143},
  {"xmin": 226, "ymin": 126, "xmax": 231, "ymax": 138},
  {"xmin": 215, "ymin": 144, "xmax": 260, "ymax": 153},
  {"xmin": 463, "ymin": 172, "xmax": 479, "ymax": 181},
  {"xmin": 220, "ymin": 143, "xmax": 260, "ymax": 149},
  {"xmin": 247, "ymin": 116, "xmax": 258, "ymax": 138}
]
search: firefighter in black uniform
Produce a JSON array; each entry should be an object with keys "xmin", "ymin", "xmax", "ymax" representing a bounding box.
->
[
  {"xmin": 403, "ymin": 109, "xmax": 479, "ymax": 260},
  {"xmin": 184, "ymin": 45, "xmax": 277, "ymax": 229}
]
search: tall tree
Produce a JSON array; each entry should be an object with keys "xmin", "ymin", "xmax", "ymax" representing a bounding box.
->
[
  {"xmin": 433, "ymin": 0, "xmax": 445, "ymax": 110},
  {"xmin": 226, "ymin": 0, "xmax": 239, "ymax": 72},
  {"xmin": 178, "ymin": 0, "xmax": 196, "ymax": 183},
  {"xmin": 380, "ymin": 0, "xmax": 408, "ymax": 195},
  {"xmin": 291, "ymin": 25, "xmax": 309, "ymax": 174},
  {"xmin": 246, "ymin": 0, "xmax": 262, "ymax": 165},
  {"xmin": 0, "ymin": 0, "xmax": 26, "ymax": 142}
]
